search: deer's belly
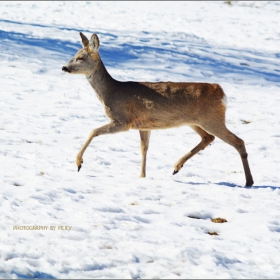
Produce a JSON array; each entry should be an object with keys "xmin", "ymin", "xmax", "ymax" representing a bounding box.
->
[{"xmin": 130, "ymin": 116, "xmax": 188, "ymax": 130}]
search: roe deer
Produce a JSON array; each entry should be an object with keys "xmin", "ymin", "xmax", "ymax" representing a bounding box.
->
[{"xmin": 62, "ymin": 32, "xmax": 254, "ymax": 187}]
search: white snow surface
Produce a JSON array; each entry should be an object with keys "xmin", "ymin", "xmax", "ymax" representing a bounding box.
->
[{"xmin": 1, "ymin": 1, "xmax": 280, "ymax": 279}]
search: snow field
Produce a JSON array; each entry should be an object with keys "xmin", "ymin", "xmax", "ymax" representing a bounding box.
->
[{"xmin": 0, "ymin": 1, "xmax": 280, "ymax": 278}]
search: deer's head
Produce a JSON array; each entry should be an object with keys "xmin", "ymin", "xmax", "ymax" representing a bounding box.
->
[{"xmin": 62, "ymin": 33, "xmax": 100, "ymax": 75}]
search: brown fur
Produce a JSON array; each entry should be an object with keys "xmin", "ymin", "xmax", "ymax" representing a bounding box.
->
[{"xmin": 62, "ymin": 33, "xmax": 254, "ymax": 186}]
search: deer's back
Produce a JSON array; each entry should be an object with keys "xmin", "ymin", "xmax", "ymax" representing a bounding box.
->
[{"xmin": 106, "ymin": 81, "xmax": 226, "ymax": 130}]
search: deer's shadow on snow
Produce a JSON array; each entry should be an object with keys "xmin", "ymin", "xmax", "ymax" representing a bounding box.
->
[
  {"xmin": 174, "ymin": 179, "xmax": 280, "ymax": 190},
  {"xmin": 217, "ymin": 182, "xmax": 280, "ymax": 190}
]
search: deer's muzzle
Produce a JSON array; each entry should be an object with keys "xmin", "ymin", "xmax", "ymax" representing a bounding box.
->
[{"xmin": 62, "ymin": 66, "xmax": 71, "ymax": 73}]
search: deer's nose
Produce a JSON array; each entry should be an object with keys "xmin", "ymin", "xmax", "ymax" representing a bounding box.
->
[{"xmin": 62, "ymin": 66, "xmax": 70, "ymax": 72}]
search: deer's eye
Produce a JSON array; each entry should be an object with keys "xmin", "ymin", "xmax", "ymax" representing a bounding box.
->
[{"xmin": 76, "ymin": 57, "xmax": 84, "ymax": 62}]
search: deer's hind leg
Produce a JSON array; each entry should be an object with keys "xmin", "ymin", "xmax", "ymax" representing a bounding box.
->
[
  {"xmin": 139, "ymin": 130, "xmax": 151, "ymax": 178},
  {"xmin": 173, "ymin": 125, "xmax": 215, "ymax": 175},
  {"xmin": 200, "ymin": 122, "xmax": 254, "ymax": 187}
]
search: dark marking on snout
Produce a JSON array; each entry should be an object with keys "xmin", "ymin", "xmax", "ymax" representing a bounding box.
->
[{"xmin": 62, "ymin": 66, "xmax": 70, "ymax": 73}]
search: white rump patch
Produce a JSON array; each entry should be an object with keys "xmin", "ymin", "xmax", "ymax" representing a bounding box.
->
[{"xmin": 222, "ymin": 94, "xmax": 228, "ymax": 108}]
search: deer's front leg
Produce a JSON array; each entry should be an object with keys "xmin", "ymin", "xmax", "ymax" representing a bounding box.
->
[
  {"xmin": 139, "ymin": 130, "xmax": 151, "ymax": 178},
  {"xmin": 76, "ymin": 121, "xmax": 129, "ymax": 172}
]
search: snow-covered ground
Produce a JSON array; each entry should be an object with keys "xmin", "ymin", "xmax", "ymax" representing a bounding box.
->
[{"xmin": 1, "ymin": 1, "xmax": 280, "ymax": 278}]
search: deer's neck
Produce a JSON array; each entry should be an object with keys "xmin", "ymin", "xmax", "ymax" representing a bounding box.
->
[{"xmin": 86, "ymin": 59, "xmax": 116, "ymax": 103}]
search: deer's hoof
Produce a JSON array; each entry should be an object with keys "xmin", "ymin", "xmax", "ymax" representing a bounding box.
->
[
  {"xmin": 245, "ymin": 180, "xmax": 254, "ymax": 187},
  {"xmin": 173, "ymin": 170, "xmax": 179, "ymax": 175},
  {"xmin": 76, "ymin": 157, "xmax": 83, "ymax": 172}
]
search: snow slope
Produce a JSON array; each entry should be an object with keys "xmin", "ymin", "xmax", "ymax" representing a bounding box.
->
[{"xmin": 0, "ymin": 1, "xmax": 280, "ymax": 278}]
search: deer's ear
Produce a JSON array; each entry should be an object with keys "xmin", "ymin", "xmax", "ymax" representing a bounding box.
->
[
  {"xmin": 89, "ymin": 34, "xmax": 100, "ymax": 53},
  {"xmin": 80, "ymin": 32, "xmax": 89, "ymax": 48}
]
